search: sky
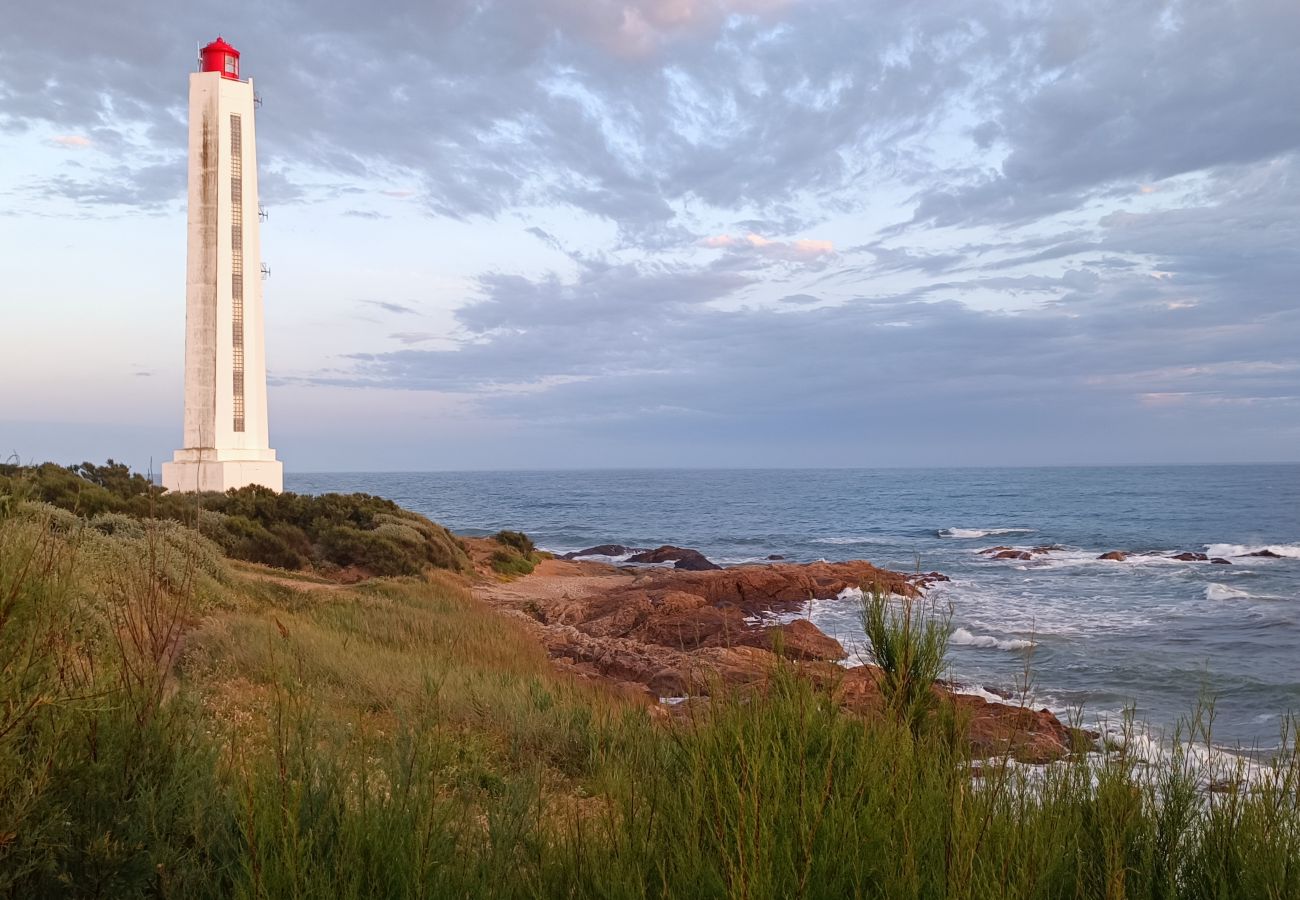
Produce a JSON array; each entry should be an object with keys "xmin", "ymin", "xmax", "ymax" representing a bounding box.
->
[{"xmin": 2, "ymin": 0, "xmax": 1297, "ymax": 471}]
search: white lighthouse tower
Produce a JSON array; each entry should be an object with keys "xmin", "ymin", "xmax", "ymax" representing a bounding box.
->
[{"xmin": 163, "ymin": 37, "xmax": 283, "ymax": 493}]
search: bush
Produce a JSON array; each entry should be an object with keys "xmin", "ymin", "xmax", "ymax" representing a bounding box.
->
[
  {"xmin": 0, "ymin": 462, "xmax": 472, "ymax": 578},
  {"xmin": 859, "ymin": 587, "xmax": 951, "ymax": 733},
  {"xmin": 493, "ymin": 530, "xmax": 535, "ymax": 555},
  {"xmin": 318, "ymin": 525, "xmax": 422, "ymax": 576},
  {"xmin": 490, "ymin": 549, "xmax": 537, "ymax": 577}
]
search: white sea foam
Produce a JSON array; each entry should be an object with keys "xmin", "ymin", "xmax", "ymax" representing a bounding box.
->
[
  {"xmin": 938, "ymin": 527, "xmax": 1036, "ymax": 539},
  {"xmin": 1206, "ymin": 542, "xmax": 1300, "ymax": 560},
  {"xmin": 950, "ymin": 627, "xmax": 1036, "ymax": 651},
  {"xmin": 567, "ymin": 551, "xmax": 636, "ymax": 564},
  {"xmin": 836, "ymin": 585, "xmax": 910, "ymax": 602},
  {"xmin": 1205, "ymin": 583, "xmax": 1250, "ymax": 601}
]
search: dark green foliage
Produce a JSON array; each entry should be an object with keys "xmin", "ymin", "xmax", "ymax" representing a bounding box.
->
[
  {"xmin": 493, "ymin": 530, "xmax": 535, "ymax": 555},
  {"xmin": 490, "ymin": 548, "xmax": 537, "ymax": 577},
  {"xmin": 490, "ymin": 531, "xmax": 540, "ymax": 576},
  {"xmin": 319, "ymin": 524, "xmax": 422, "ymax": 576},
  {"xmin": 0, "ymin": 460, "xmax": 470, "ymax": 576}
]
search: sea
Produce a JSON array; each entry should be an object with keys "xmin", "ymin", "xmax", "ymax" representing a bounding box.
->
[{"xmin": 287, "ymin": 465, "xmax": 1300, "ymax": 749}]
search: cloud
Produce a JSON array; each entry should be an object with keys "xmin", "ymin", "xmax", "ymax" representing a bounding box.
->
[
  {"xmin": 702, "ymin": 232, "xmax": 834, "ymax": 261},
  {"xmin": 363, "ymin": 300, "xmax": 419, "ymax": 315},
  {"xmin": 50, "ymin": 134, "xmax": 92, "ymax": 148},
  {"xmin": 389, "ymin": 332, "xmax": 441, "ymax": 345}
]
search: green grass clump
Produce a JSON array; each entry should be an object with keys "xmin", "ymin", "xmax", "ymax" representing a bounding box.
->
[
  {"xmin": 489, "ymin": 530, "xmax": 541, "ymax": 576},
  {"xmin": 860, "ymin": 586, "xmax": 952, "ymax": 733}
]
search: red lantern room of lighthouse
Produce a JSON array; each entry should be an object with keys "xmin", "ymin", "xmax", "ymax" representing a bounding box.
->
[{"xmin": 200, "ymin": 37, "xmax": 241, "ymax": 80}]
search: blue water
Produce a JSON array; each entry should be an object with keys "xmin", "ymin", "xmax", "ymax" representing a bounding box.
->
[{"xmin": 288, "ymin": 466, "xmax": 1300, "ymax": 746}]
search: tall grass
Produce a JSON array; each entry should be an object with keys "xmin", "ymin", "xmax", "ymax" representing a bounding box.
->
[
  {"xmin": 859, "ymin": 586, "xmax": 952, "ymax": 733},
  {"xmin": 2, "ymin": 497, "xmax": 1299, "ymax": 898}
]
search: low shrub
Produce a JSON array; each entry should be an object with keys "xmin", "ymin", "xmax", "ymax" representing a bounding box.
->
[
  {"xmin": 1, "ymin": 461, "xmax": 471, "ymax": 578},
  {"xmin": 491, "ymin": 548, "xmax": 537, "ymax": 577},
  {"xmin": 494, "ymin": 530, "xmax": 535, "ymax": 555}
]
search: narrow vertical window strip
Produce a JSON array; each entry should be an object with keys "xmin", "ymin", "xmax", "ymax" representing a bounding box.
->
[{"xmin": 230, "ymin": 113, "xmax": 245, "ymax": 433}]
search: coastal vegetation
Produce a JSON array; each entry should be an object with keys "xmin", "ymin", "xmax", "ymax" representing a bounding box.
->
[
  {"xmin": 0, "ymin": 460, "xmax": 470, "ymax": 577},
  {"xmin": 1, "ymin": 462, "xmax": 1298, "ymax": 898}
]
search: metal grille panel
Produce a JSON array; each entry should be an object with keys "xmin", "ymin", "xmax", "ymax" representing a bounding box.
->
[{"xmin": 230, "ymin": 114, "xmax": 245, "ymax": 433}]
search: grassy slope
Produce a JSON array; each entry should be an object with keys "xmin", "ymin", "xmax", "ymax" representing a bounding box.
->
[{"xmin": 2, "ymin": 497, "xmax": 1299, "ymax": 898}]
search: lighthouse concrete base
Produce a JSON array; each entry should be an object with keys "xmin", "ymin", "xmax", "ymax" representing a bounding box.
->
[{"xmin": 162, "ymin": 449, "xmax": 283, "ymax": 494}]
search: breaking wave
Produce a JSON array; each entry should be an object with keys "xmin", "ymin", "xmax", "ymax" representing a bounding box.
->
[
  {"xmin": 938, "ymin": 527, "xmax": 1036, "ymax": 539},
  {"xmin": 1206, "ymin": 543, "xmax": 1300, "ymax": 560},
  {"xmin": 1205, "ymin": 583, "xmax": 1250, "ymax": 601},
  {"xmin": 950, "ymin": 627, "xmax": 1036, "ymax": 651}
]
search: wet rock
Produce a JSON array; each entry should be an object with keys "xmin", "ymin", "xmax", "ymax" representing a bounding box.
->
[
  {"xmin": 980, "ymin": 546, "xmax": 1014, "ymax": 555},
  {"xmin": 1245, "ymin": 549, "xmax": 1283, "ymax": 558},
  {"xmin": 1030, "ymin": 545, "xmax": 1064, "ymax": 554},
  {"xmin": 627, "ymin": 545, "xmax": 723, "ymax": 571},
  {"xmin": 1098, "ymin": 551, "xmax": 1128, "ymax": 561},
  {"xmin": 563, "ymin": 544, "xmax": 638, "ymax": 559},
  {"xmin": 993, "ymin": 550, "xmax": 1032, "ymax": 560},
  {"xmin": 1211, "ymin": 557, "xmax": 1232, "ymax": 565},
  {"xmin": 624, "ymin": 560, "xmax": 923, "ymax": 612},
  {"xmin": 766, "ymin": 554, "xmax": 786, "ymax": 560},
  {"xmin": 1171, "ymin": 551, "xmax": 1208, "ymax": 562}
]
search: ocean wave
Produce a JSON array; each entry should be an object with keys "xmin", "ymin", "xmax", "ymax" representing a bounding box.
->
[
  {"xmin": 1205, "ymin": 583, "xmax": 1250, "ymax": 601},
  {"xmin": 938, "ymin": 527, "xmax": 1036, "ymax": 539},
  {"xmin": 1206, "ymin": 543, "xmax": 1300, "ymax": 560},
  {"xmin": 950, "ymin": 627, "xmax": 1036, "ymax": 651},
  {"xmin": 564, "ymin": 551, "xmax": 636, "ymax": 563}
]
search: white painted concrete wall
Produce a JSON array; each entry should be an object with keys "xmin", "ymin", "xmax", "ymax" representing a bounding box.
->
[{"xmin": 163, "ymin": 70, "xmax": 282, "ymax": 493}]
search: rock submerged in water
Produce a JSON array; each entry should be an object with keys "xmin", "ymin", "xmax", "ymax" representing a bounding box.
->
[
  {"xmin": 1097, "ymin": 551, "xmax": 1127, "ymax": 561},
  {"xmin": 993, "ymin": 550, "xmax": 1032, "ymax": 560},
  {"xmin": 1171, "ymin": 551, "xmax": 1209, "ymax": 562},
  {"xmin": 1211, "ymin": 557, "xmax": 1232, "ymax": 565},
  {"xmin": 1245, "ymin": 549, "xmax": 1283, "ymax": 558},
  {"xmin": 563, "ymin": 544, "xmax": 639, "ymax": 559},
  {"xmin": 627, "ymin": 545, "xmax": 722, "ymax": 571}
]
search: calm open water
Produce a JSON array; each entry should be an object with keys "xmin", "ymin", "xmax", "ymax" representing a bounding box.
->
[{"xmin": 288, "ymin": 466, "xmax": 1300, "ymax": 746}]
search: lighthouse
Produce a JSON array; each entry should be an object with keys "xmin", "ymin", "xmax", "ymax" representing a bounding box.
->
[{"xmin": 163, "ymin": 37, "xmax": 283, "ymax": 493}]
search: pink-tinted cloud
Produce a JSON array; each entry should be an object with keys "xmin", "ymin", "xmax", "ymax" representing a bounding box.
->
[
  {"xmin": 50, "ymin": 134, "xmax": 91, "ymax": 148},
  {"xmin": 551, "ymin": 0, "xmax": 794, "ymax": 58},
  {"xmin": 702, "ymin": 231, "xmax": 834, "ymax": 261}
]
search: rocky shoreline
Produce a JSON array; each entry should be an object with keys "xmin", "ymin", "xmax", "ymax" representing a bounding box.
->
[{"xmin": 470, "ymin": 546, "xmax": 1083, "ymax": 763}]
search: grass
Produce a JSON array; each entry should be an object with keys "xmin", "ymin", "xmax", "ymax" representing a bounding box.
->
[
  {"xmin": 859, "ymin": 586, "xmax": 952, "ymax": 733},
  {"xmin": 1, "ymin": 492, "xmax": 1299, "ymax": 898}
]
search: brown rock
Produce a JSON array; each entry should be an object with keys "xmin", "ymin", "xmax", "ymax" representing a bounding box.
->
[
  {"xmin": 622, "ymin": 560, "xmax": 921, "ymax": 613},
  {"xmin": 980, "ymin": 546, "xmax": 1014, "ymax": 555},
  {"xmin": 1098, "ymin": 551, "xmax": 1127, "ymax": 561},
  {"xmin": 956, "ymin": 695, "xmax": 1078, "ymax": 764},
  {"xmin": 627, "ymin": 545, "xmax": 722, "ymax": 571},
  {"xmin": 993, "ymin": 550, "xmax": 1032, "ymax": 560},
  {"xmin": 1030, "ymin": 545, "xmax": 1064, "ymax": 555},
  {"xmin": 738, "ymin": 619, "xmax": 847, "ymax": 662},
  {"xmin": 632, "ymin": 604, "xmax": 748, "ymax": 650},
  {"xmin": 1171, "ymin": 551, "xmax": 1208, "ymax": 562}
]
